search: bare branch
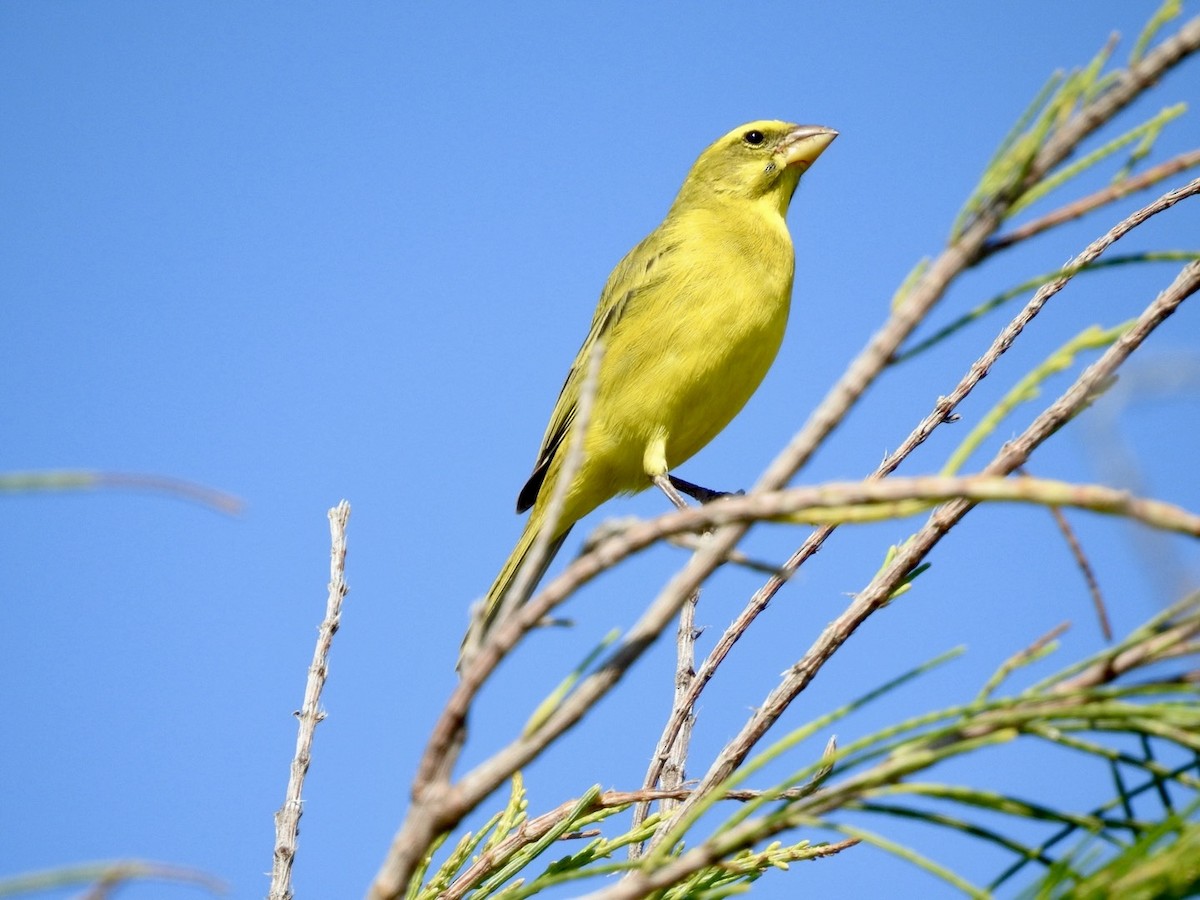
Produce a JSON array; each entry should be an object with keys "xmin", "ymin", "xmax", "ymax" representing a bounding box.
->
[
  {"xmin": 1047, "ymin": 503, "xmax": 1112, "ymax": 641},
  {"xmin": 660, "ymin": 589, "xmax": 698, "ymax": 812},
  {"xmin": 0, "ymin": 468, "xmax": 243, "ymax": 514},
  {"xmin": 0, "ymin": 860, "xmax": 224, "ymax": 897},
  {"xmin": 270, "ymin": 501, "xmax": 351, "ymax": 900}
]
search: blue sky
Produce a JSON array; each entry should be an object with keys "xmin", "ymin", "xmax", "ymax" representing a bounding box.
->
[{"xmin": 4, "ymin": 3, "xmax": 1199, "ymax": 898}]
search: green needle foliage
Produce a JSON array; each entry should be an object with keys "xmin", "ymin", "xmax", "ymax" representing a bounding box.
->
[
  {"xmin": 949, "ymin": 14, "xmax": 1188, "ymax": 243},
  {"xmin": 1130, "ymin": 0, "xmax": 1184, "ymax": 65}
]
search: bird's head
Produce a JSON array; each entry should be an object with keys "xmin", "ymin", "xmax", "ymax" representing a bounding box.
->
[{"xmin": 673, "ymin": 120, "xmax": 837, "ymax": 215}]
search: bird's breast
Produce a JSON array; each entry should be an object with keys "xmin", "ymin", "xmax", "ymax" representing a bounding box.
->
[{"xmin": 593, "ymin": 208, "xmax": 795, "ymax": 479}]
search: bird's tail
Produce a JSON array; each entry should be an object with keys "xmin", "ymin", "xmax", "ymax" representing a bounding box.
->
[{"xmin": 459, "ymin": 514, "xmax": 571, "ymax": 671}]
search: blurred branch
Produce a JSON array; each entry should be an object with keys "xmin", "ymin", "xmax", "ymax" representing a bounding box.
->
[
  {"xmin": 1080, "ymin": 356, "xmax": 1200, "ymax": 601},
  {"xmin": 0, "ymin": 468, "xmax": 243, "ymax": 515},
  {"xmin": 269, "ymin": 501, "xmax": 351, "ymax": 900},
  {"xmin": 1046, "ymin": 501, "xmax": 1113, "ymax": 641},
  {"xmin": 0, "ymin": 859, "xmax": 225, "ymax": 897},
  {"xmin": 1065, "ymin": 813, "xmax": 1200, "ymax": 898}
]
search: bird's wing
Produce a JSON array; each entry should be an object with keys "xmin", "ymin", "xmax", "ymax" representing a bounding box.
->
[{"xmin": 516, "ymin": 231, "xmax": 675, "ymax": 512}]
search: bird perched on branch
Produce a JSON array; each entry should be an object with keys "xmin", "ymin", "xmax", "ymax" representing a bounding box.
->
[{"xmin": 462, "ymin": 120, "xmax": 837, "ymax": 668}]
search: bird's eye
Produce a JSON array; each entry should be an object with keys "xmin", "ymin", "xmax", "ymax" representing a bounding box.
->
[{"xmin": 743, "ymin": 129, "xmax": 765, "ymax": 146}]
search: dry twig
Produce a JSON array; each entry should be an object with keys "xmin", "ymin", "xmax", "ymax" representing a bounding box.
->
[{"xmin": 270, "ymin": 501, "xmax": 351, "ymax": 900}]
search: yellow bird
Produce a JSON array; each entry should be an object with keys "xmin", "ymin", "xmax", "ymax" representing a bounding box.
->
[{"xmin": 463, "ymin": 120, "xmax": 837, "ymax": 664}]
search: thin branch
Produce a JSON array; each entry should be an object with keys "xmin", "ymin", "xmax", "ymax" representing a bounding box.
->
[
  {"xmin": 0, "ymin": 860, "xmax": 225, "ymax": 897},
  {"xmin": 977, "ymin": 621, "xmax": 1072, "ymax": 703},
  {"xmin": 1049, "ymin": 503, "xmax": 1113, "ymax": 641},
  {"xmin": 577, "ymin": 821, "xmax": 858, "ymax": 900},
  {"xmin": 585, "ymin": 518, "xmax": 783, "ymax": 574},
  {"xmin": 269, "ymin": 501, "xmax": 351, "ymax": 900},
  {"xmin": 502, "ymin": 472, "xmax": 1200, "ymax": 614},
  {"xmin": 0, "ymin": 468, "xmax": 243, "ymax": 514},
  {"xmin": 661, "ymin": 588, "xmax": 698, "ymax": 813},
  {"xmin": 650, "ymin": 479, "xmax": 702, "ymax": 818},
  {"xmin": 1017, "ymin": 462, "xmax": 1111, "ymax": 643},
  {"xmin": 893, "ymin": 252, "xmax": 1198, "ymax": 367},
  {"xmin": 1057, "ymin": 616, "xmax": 1200, "ymax": 694},
  {"xmin": 983, "ymin": 148, "xmax": 1200, "ymax": 256}
]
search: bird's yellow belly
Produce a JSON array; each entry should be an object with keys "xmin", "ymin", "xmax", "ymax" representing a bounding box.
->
[{"xmin": 579, "ymin": 275, "xmax": 790, "ymax": 502}]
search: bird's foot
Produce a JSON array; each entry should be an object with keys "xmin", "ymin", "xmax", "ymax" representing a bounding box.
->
[{"xmin": 667, "ymin": 474, "xmax": 744, "ymax": 505}]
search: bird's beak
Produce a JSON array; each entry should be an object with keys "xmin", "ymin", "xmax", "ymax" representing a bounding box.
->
[{"xmin": 779, "ymin": 125, "xmax": 838, "ymax": 171}]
